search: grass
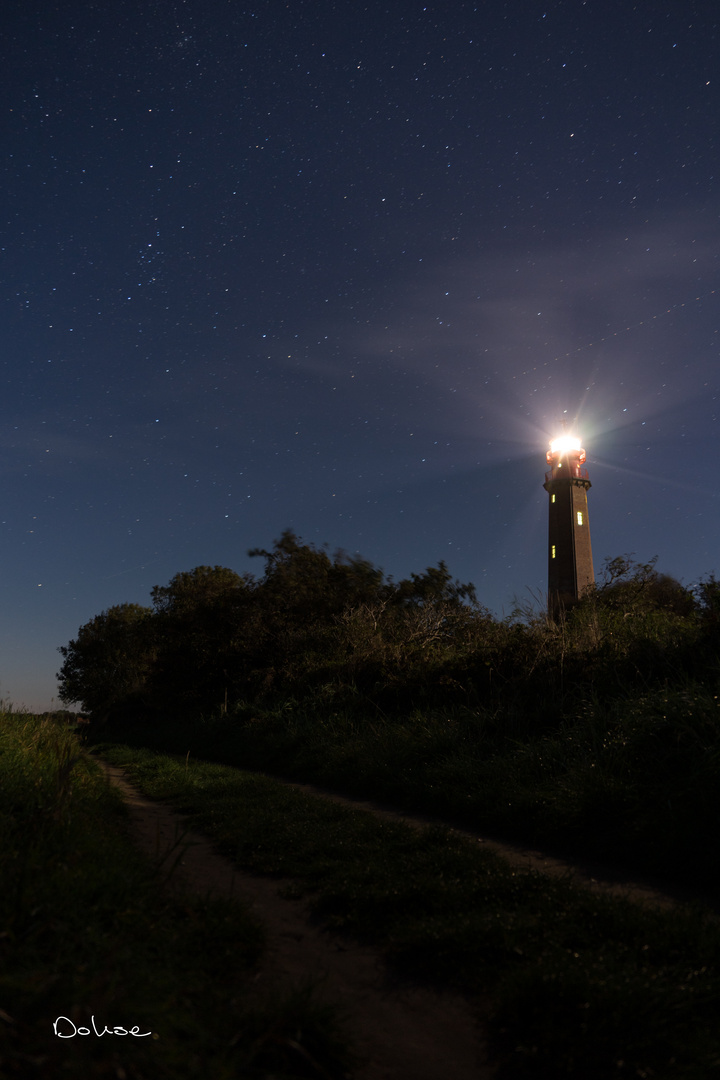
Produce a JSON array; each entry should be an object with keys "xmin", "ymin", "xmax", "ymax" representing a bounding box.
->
[
  {"xmin": 108, "ymin": 680, "xmax": 720, "ymax": 893},
  {"xmin": 0, "ymin": 712, "xmax": 354, "ymax": 1079},
  {"xmin": 96, "ymin": 742, "xmax": 720, "ymax": 1079}
]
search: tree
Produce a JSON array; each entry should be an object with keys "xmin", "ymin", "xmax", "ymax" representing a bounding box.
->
[
  {"xmin": 595, "ymin": 554, "xmax": 696, "ymax": 615},
  {"xmin": 249, "ymin": 529, "xmax": 385, "ymax": 618},
  {"xmin": 694, "ymin": 573, "xmax": 720, "ymax": 624},
  {"xmin": 149, "ymin": 566, "xmax": 254, "ymax": 714},
  {"xmin": 151, "ymin": 565, "xmax": 251, "ymax": 617},
  {"xmin": 393, "ymin": 561, "xmax": 477, "ymax": 611},
  {"xmin": 241, "ymin": 531, "xmax": 389, "ymax": 694},
  {"xmin": 56, "ymin": 604, "xmax": 155, "ymax": 716}
]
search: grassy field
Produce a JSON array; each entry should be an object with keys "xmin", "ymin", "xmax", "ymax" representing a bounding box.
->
[
  {"xmin": 96, "ymin": 741, "xmax": 720, "ymax": 1079},
  {"xmin": 0, "ymin": 712, "xmax": 353, "ymax": 1079},
  {"xmin": 104, "ymin": 680, "xmax": 720, "ymax": 897}
]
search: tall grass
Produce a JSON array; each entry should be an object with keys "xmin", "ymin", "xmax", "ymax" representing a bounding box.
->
[{"xmin": 0, "ymin": 711, "xmax": 353, "ymax": 1078}]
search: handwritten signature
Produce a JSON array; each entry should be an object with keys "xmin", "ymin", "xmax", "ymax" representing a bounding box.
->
[{"xmin": 53, "ymin": 1015, "xmax": 152, "ymax": 1038}]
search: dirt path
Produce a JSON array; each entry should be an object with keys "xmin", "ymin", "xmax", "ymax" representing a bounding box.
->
[
  {"xmin": 99, "ymin": 762, "xmax": 495, "ymax": 1080},
  {"xmin": 273, "ymin": 777, "xmax": 718, "ymax": 914},
  {"xmin": 98, "ymin": 758, "xmax": 714, "ymax": 1080}
]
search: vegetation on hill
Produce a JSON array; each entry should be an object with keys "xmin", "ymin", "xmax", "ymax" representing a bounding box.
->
[
  {"xmin": 58, "ymin": 529, "xmax": 482, "ymax": 722},
  {"xmin": 59, "ymin": 531, "xmax": 720, "ymax": 890},
  {"xmin": 97, "ymin": 742, "xmax": 720, "ymax": 1080}
]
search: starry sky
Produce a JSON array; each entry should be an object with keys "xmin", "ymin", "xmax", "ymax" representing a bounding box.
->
[{"xmin": 3, "ymin": 1, "xmax": 719, "ymax": 709}]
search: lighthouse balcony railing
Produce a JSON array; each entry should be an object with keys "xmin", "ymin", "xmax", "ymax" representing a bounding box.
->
[{"xmin": 545, "ymin": 467, "xmax": 590, "ymax": 483}]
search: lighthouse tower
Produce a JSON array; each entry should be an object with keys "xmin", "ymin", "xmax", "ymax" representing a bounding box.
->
[{"xmin": 543, "ymin": 434, "xmax": 594, "ymax": 617}]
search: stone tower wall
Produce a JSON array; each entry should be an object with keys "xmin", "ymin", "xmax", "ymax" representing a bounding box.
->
[{"xmin": 544, "ymin": 474, "xmax": 594, "ymax": 615}]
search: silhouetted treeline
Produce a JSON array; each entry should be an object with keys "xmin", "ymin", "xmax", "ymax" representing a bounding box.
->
[{"xmin": 57, "ymin": 531, "xmax": 720, "ymax": 730}]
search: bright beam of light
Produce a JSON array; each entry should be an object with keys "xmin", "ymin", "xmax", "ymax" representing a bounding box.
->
[{"xmin": 549, "ymin": 435, "xmax": 582, "ymax": 454}]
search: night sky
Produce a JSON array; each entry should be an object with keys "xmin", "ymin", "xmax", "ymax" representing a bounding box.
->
[{"xmin": 3, "ymin": 1, "xmax": 719, "ymax": 710}]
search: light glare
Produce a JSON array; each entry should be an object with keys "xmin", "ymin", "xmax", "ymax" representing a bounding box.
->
[{"xmin": 550, "ymin": 435, "xmax": 582, "ymax": 454}]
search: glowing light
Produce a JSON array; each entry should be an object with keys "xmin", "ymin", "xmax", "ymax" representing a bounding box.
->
[{"xmin": 550, "ymin": 435, "xmax": 582, "ymax": 454}]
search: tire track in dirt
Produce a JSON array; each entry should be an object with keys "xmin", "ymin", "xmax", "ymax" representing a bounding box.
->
[{"xmin": 99, "ymin": 761, "xmax": 496, "ymax": 1080}]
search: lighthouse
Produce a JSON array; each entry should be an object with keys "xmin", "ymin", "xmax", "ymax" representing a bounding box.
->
[{"xmin": 543, "ymin": 434, "xmax": 595, "ymax": 617}]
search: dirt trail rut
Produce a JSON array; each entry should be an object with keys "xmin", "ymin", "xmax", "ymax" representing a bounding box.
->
[
  {"xmin": 279, "ymin": 778, "xmax": 717, "ymax": 913},
  {"xmin": 100, "ymin": 762, "xmax": 495, "ymax": 1080}
]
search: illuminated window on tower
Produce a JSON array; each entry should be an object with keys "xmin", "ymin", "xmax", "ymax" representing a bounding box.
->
[
  {"xmin": 551, "ymin": 494, "xmax": 556, "ymax": 503},
  {"xmin": 577, "ymin": 511, "xmax": 583, "ymax": 525},
  {"xmin": 551, "ymin": 545, "xmax": 556, "ymax": 558}
]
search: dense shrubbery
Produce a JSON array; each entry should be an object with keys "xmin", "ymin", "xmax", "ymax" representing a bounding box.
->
[
  {"xmin": 59, "ymin": 533, "xmax": 720, "ymax": 888},
  {"xmin": 57, "ymin": 529, "xmax": 494, "ymax": 722},
  {"xmin": 60, "ymin": 532, "xmax": 720, "ymax": 725}
]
